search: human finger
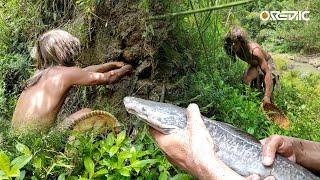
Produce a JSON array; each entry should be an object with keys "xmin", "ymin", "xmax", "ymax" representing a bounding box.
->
[
  {"xmin": 107, "ymin": 65, "xmax": 133, "ymax": 83},
  {"xmin": 186, "ymin": 103, "xmax": 206, "ymax": 131},
  {"xmin": 99, "ymin": 62, "xmax": 125, "ymax": 72},
  {"xmin": 264, "ymin": 176, "xmax": 275, "ymax": 180},
  {"xmin": 261, "ymin": 135, "xmax": 283, "ymax": 166},
  {"xmin": 246, "ymin": 174, "xmax": 260, "ymax": 180},
  {"xmin": 186, "ymin": 103, "xmax": 213, "ymax": 147},
  {"xmin": 260, "ymin": 139, "xmax": 266, "ymax": 146}
]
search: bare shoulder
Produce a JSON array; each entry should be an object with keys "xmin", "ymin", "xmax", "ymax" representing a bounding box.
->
[
  {"xmin": 249, "ymin": 42, "xmax": 262, "ymax": 52},
  {"xmin": 249, "ymin": 42, "xmax": 266, "ymax": 60}
]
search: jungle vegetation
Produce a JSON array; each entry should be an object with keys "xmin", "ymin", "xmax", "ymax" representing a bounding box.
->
[{"xmin": 0, "ymin": 0, "xmax": 319, "ymax": 179}]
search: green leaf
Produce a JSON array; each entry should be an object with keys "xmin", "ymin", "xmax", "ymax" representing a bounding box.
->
[
  {"xmin": 57, "ymin": 173, "xmax": 66, "ymax": 180},
  {"xmin": 118, "ymin": 166, "xmax": 131, "ymax": 177},
  {"xmin": 84, "ymin": 157, "xmax": 94, "ymax": 179},
  {"xmin": 131, "ymin": 159, "xmax": 159, "ymax": 173},
  {"xmin": 0, "ymin": 151, "xmax": 11, "ymax": 174},
  {"xmin": 7, "ymin": 168, "xmax": 20, "ymax": 177},
  {"xmin": 78, "ymin": 177, "xmax": 88, "ymax": 180},
  {"xmin": 159, "ymin": 172, "xmax": 168, "ymax": 180},
  {"xmin": 130, "ymin": 146, "xmax": 136, "ymax": 154},
  {"xmin": 93, "ymin": 169, "xmax": 108, "ymax": 178},
  {"xmin": 99, "ymin": 159, "xmax": 118, "ymax": 169},
  {"xmin": 136, "ymin": 150, "xmax": 152, "ymax": 158},
  {"xmin": 31, "ymin": 176, "xmax": 38, "ymax": 180},
  {"xmin": 105, "ymin": 133, "xmax": 115, "ymax": 147},
  {"xmin": 18, "ymin": 170, "xmax": 26, "ymax": 180},
  {"xmin": 109, "ymin": 146, "xmax": 120, "ymax": 157},
  {"xmin": 170, "ymin": 173, "xmax": 193, "ymax": 180},
  {"xmin": 116, "ymin": 131, "xmax": 126, "ymax": 145},
  {"xmin": 32, "ymin": 157, "xmax": 42, "ymax": 169},
  {"xmin": 15, "ymin": 142, "xmax": 31, "ymax": 155},
  {"xmin": 11, "ymin": 155, "xmax": 32, "ymax": 171},
  {"xmin": 247, "ymin": 127, "xmax": 255, "ymax": 135},
  {"xmin": 118, "ymin": 150, "xmax": 132, "ymax": 165},
  {"xmin": 130, "ymin": 159, "xmax": 158, "ymax": 169}
]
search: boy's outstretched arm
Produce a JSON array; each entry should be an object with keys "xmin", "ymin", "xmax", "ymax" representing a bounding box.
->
[
  {"xmin": 63, "ymin": 65, "xmax": 133, "ymax": 87},
  {"xmin": 83, "ymin": 61, "xmax": 126, "ymax": 73}
]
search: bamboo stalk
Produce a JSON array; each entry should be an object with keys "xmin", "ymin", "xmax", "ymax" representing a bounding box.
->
[
  {"xmin": 148, "ymin": 0, "xmax": 254, "ymax": 20},
  {"xmin": 189, "ymin": 0, "xmax": 209, "ymax": 62}
]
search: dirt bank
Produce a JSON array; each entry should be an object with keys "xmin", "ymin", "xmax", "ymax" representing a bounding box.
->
[{"xmin": 58, "ymin": 1, "xmax": 192, "ymax": 122}]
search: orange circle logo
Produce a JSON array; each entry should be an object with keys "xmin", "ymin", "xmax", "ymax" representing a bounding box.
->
[{"xmin": 260, "ymin": 11, "xmax": 270, "ymax": 21}]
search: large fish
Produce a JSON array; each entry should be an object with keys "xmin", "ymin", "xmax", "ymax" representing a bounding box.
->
[{"xmin": 123, "ymin": 96, "xmax": 319, "ymax": 180}]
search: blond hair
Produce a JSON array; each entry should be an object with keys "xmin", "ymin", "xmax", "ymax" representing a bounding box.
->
[
  {"xmin": 25, "ymin": 29, "xmax": 81, "ymax": 89},
  {"xmin": 225, "ymin": 26, "xmax": 249, "ymax": 45}
]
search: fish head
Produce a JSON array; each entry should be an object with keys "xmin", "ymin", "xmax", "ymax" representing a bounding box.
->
[{"xmin": 123, "ymin": 96, "xmax": 186, "ymax": 134}]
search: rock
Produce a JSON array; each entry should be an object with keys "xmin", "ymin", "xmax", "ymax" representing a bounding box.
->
[
  {"xmin": 136, "ymin": 59, "xmax": 152, "ymax": 79},
  {"xmin": 287, "ymin": 64, "xmax": 295, "ymax": 70}
]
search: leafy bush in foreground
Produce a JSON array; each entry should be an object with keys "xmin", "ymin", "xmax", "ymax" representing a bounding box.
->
[{"xmin": 0, "ymin": 120, "xmax": 191, "ymax": 179}]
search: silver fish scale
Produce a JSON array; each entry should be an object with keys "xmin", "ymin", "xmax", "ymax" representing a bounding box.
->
[
  {"xmin": 138, "ymin": 99, "xmax": 187, "ymax": 129},
  {"xmin": 124, "ymin": 97, "xmax": 319, "ymax": 180}
]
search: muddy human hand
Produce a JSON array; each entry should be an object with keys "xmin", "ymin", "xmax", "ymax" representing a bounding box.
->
[
  {"xmin": 83, "ymin": 61, "xmax": 127, "ymax": 73},
  {"xmin": 104, "ymin": 61, "xmax": 126, "ymax": 70},
  {"xmin": 106, "ymin": 64, "xmax": 133, "ymax": 84}
]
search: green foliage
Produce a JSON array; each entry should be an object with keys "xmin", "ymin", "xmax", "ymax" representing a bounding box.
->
[
  {"xmin": 0, "ymin": 0, "xmax": 319, "ymax": 179},
  {"xmin": 0, "ymin": 142, "xmax": 32, "ymax": 179},
  {"xmin": 274, "ymin": 72, "xmax": 320, "ymax": 141},
  {"xmin": 0, "ymin": 119, "xmax": 189, "ymax": 179},
  {"xmin": 169, "ymin": 0, "xmax": 320, "ymax": 141},
  {"xmin": 0, "ymin": 54, "xmax": 33, "ymax": 119},
  {"xmin": 74, "ymin": 130, "xmax": 168, "ymax": 179},
  {"xmin": 239, "ymin": 0, "xmax": 320, "ymax": 54}
]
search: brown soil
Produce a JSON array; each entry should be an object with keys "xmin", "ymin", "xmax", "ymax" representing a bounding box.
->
[
  {"xmin": 262, "ymin": 103, "xmax": 290, "ymax": 129},
  {"xmin": 58, "ymin": 1, "xmax": 189, "ymax": 123}
]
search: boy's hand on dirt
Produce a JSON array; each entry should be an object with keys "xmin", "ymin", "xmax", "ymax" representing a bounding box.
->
[
  {"xmin": 112, "ymin": 61, "xmax": 126, "ymax": 68},
  {"xmin": 260, "ymin": 135, "xmax": 296, "ymax": 166},
  {"xmin": 106, "ymin": 65, "xmax": 133, "ymax": 84},
  {"xmin": 149, "ymin": 104, "xmax": 217, "ymax": 178},
  {"xmin": 104, "ymin": 61, "xmax": 126, "ymax": 69}
]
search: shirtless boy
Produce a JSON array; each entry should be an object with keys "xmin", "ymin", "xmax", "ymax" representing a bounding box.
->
[
  {"xmin": 224, "ymin": 26, "xmax": 279, "ymax": 105},
  {"xmin": 12, "ymin": 29, "xmax": 132, "ymax": 132}
]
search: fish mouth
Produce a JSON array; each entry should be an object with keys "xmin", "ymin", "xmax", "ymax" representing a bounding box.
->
[
  {"xmin": 126, "ymin": 107, "xmax": 177, "ymax": 135},
  {"xmin": 123, "ymin": 97, "xmax": 178, "ymax": 134}
]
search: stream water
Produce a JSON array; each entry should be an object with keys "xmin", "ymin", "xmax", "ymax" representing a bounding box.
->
[
  {"xmin": 273, "ymin": 53, "xmax": 320, "ymax": 75},
  {"xmin": 287, "ymin": 60, "xmax": 320, "ymax": 75}
]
